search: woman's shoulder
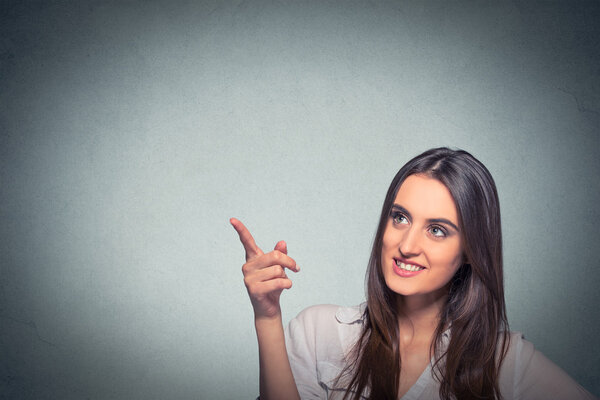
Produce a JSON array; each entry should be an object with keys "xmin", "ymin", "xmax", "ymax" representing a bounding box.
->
[
  {"xmin": 501, "ymin": 330, "xmax": 548, "ymax": 366},
  {"xmin": 286, "ymin": 303, "xmax": 366, "ymax": 359},
  {"xmin": 291, "ymin": 303, "xmax": 366, "ymax": 327},
  {"xmin": 499, "ymin": 331, "xmax": 597, "ymax": 399},
  {"xmin": 499, "ymin": 331, "xmax": 538, "ymax": 374},
  {"xmin": 285, "ymin": 304, "xmax": 367, "ymax": 397}
]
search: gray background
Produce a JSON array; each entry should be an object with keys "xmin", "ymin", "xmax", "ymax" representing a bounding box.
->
[{"xmin": 1, "ymin": 1, "xmax": 599, "ymax": 398}]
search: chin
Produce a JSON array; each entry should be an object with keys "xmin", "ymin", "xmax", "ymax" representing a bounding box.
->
[{"xmin": 383, "ymin": 276, "xmax": 419, "ymax": 297}]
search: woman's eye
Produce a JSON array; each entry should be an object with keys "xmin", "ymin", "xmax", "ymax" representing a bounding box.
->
[
  {"xmin": 391, "ymin": 212, "xmax": 408, "ymax": 225},
  {"xmin": 429, "ymin": 226, "xmax": 447, "ymax": 238}
]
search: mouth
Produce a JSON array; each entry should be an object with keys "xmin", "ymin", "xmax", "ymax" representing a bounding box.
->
[{"xmin": 393, "ymin": 258, "xmax": 426, "ymax": 276}]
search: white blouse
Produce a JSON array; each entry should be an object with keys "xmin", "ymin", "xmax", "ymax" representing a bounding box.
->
[{"xmin": 284, "ymin": 304, "xmax": 597, "ymax": 400}]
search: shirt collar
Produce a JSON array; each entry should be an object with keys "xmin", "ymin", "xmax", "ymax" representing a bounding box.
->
[
  {"xmin": 335, "ymin": 303, "xmax": 367, "ymax": 324},
  {"xmin": 335, "ymin": 302, "xmax": 452, "ymax": 339}
]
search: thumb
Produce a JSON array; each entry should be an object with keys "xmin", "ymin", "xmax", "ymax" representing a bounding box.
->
[{"xmin": 274, "ymin": 240, "xmax": 287, "ymax": 255}]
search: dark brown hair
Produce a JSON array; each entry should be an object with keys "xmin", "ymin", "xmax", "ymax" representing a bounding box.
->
[{"xmin": 339, "ymin": 147, "xmax": 509, "ymax": 400}]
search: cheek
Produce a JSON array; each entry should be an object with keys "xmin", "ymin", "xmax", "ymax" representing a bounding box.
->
[
  {"xmin": 381, "ymin": 225, "xmax": 394, "ymax": 251},
  {"xmin": 381, "ymin": 230, "xmax": 405, "ymax": 258},
  {"xmin": 431, "ymin": 242, "xmax": 463, "ymax": 269},
  {"xmin": 381, "ymin": 236, "xmax": 391, "ymax": 252}
]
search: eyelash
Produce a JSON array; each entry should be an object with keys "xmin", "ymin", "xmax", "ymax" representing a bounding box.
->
[
  {"xmin": 429, "ymin": 225, "xmax": 447, "ymax": 238},
  {"xmin": 390, "ymin": 211, "xmax": 448, "ymax": 238},
  {"xmin": 390, "ymin": 211, "xmax": 408, "ymax": 225}
]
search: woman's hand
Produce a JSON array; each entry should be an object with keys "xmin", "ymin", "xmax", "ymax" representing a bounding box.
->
[
  {"xmin": 230, "ymin": 218, "xmax": 300, "ymax": 320},
  {"xmin": 231, "ymin": 218, "xmax": 302, "ymax": 400}
]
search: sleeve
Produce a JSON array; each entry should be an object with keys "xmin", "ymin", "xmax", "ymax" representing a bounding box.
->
[
  {"xmin": 510, "ymin": 333, "xmax": 597, "ymax": 400},
  {"xmin": 285, "ymin": 308, "xmax": 328, "ymax": 400}
]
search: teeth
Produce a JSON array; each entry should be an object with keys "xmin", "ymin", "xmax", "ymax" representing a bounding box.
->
[{"xmin": 396, "ymin": 260, "xmax": 423, "ymax": 272}]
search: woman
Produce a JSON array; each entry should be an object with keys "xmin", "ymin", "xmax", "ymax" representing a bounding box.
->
[{"xmin": 231, "ymin": 148, "xmax": 595, "ymax": 400}]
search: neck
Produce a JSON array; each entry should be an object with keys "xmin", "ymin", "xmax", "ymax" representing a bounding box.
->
[{"xmin": 395, "ymin": 286, "xmax": 449, "ymax": 344}]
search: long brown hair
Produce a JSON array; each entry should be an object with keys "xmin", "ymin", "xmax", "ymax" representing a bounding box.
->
[{"xmin": 339, "ymin": 147, "xmax": 509, "ymax": 400}]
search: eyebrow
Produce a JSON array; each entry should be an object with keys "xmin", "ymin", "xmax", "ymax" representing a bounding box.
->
[{"xmin": 391, "ymin": 204, "xmax": 460, "ymax": 232}]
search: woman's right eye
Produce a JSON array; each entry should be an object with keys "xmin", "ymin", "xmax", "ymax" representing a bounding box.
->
[{"xmin": 391, "ymin": 211, "xmax": 408, "ymax": 225}]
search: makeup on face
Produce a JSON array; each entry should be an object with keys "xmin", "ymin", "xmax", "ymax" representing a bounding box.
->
[
  {"xmin": 393, "ymin": 257, "xmax": 426, "ymax": 277},
  {"xmin": 381, "ymin": 174, "xmax": 463, "ymax": 298}
]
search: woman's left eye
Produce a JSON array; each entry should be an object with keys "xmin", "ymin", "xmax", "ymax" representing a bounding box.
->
[{"xmin": 429, "ymin": 226, "xmax": 447, "ymax": 238}]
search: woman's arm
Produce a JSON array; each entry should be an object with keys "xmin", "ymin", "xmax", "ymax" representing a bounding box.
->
[
  {"xmin": 255, "ymin": 316, "xmax": 300, "ymax": 399},
  {"xmin": 231, "ymin": 218, "xmax": 301, "ymax": 400}
]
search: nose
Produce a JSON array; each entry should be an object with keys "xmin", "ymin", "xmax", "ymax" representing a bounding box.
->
[{"xmin": 399, "ymin": 225, "xmax": 422, "ymax": 258}]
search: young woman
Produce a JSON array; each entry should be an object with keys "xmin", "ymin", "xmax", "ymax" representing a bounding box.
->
[{"xmin": 231, "ymin": 148, "xmax": 596, "ymax": 400}]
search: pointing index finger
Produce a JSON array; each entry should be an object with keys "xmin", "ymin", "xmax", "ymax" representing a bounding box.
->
[{"xmin": 230, "ymin": 218, "xmax": 262, "ymax": 260}]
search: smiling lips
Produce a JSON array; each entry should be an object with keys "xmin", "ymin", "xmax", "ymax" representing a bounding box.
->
[{"xmin": 393, "ymin": 258, "xmax": 426, "ymax": 277}]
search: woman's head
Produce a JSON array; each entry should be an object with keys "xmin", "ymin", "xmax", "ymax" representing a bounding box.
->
[
  {"xmin": 367, "ymin": 147, "xmax": 504, "ymax": 318},
  {"xmin": 342, "ymin": 148, "xmax": 509, "ymax": 400}
]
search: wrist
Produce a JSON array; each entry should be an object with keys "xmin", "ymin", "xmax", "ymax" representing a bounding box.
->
[{"xmin": 254, "ymin": 313, "xmax": 282, "ymax": 327}]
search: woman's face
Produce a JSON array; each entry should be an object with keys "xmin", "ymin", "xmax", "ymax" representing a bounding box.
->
[{"xmin": 381, "ymin": 174, "xmax": 463, "ymax": 298}]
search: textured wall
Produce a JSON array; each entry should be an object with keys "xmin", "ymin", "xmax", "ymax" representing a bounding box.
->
[{"xmin": 1, "ymin": 1, "xmax": 598, "ymax": 398}]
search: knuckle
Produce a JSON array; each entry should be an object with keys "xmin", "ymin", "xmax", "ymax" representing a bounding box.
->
[
  {"xmin": 241, "ymin": 263, "xmax": 250, "ymax": 274},
  {"xmin": 279, "ymin": 279, "xmax": 290, "ymax": 289}
]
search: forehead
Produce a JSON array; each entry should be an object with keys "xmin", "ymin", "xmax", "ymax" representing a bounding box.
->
[{"xmin": 394, "ymin": 174, "xmax": 458, "ymax": 223}]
